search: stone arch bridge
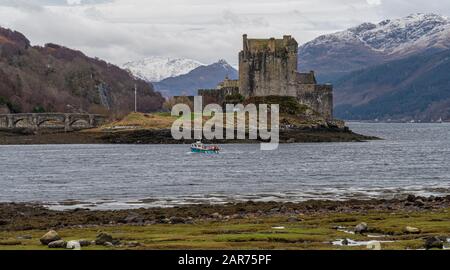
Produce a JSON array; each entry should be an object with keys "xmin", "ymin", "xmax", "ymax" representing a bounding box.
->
[{"xmin": 0, "ymin": 113, "xmax": 107, "ymax": 131}]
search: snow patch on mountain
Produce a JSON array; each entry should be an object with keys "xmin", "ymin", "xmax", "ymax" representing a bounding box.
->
[
  {"xmin": 215, "ymin": 59, "xmax": 236, "ymax": 71},
  {"xmin": 302, "ymin": 13, "xmax": 450, "ymax": 56},
  {"xmin": 123, "ymin": 56, "xmax": 205, "ymax": 82}
]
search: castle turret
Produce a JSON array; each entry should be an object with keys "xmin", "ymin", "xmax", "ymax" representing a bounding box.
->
[
  {"xmin": 242, "ymin": 34, "xmax": 248, "ymax": 57},
  {"xmin": 268, "ymin": 38, "xmax": 276, "ymax": 52}
]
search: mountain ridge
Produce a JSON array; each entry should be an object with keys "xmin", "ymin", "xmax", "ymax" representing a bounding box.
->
[
  {"xmin": 123, "ymin": 56, "xmax": 204, "ymax": 82},
  {"xmin": 334, "ymin": 47, "xmax": 450, "ymax": 121},
  {"xmin": 296, "ymin": 13, "xmax": 450, "ymax": 121},
  {"xmin": 0, "ymin": 26, "xmax": 164, "ymax": 115},
  {"xmin": 154, "ymin": 59, "xmax": 238, "ymax": 97},
  {"xmin": 298, "ymin": 13, "xmax": 450, "ymax": 82}
]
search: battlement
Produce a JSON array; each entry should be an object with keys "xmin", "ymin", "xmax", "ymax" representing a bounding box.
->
[
  {"xmin": 242, "ymin": 34, "xmax": 298, "ymax": 53},
  {"xmin": 296, "ymin": 72, "xmax": 317, "ymax": 84},
  {"xmin": 217, "ymin": 77, "xmax": 239, "ymax": 89},
  {"xmin": 198, "ymin": 89, "xmax": 220, "ymax": 95},
  {"xmin": 315, "ymin": 84, "xmax": 333, "ymax": 93}
]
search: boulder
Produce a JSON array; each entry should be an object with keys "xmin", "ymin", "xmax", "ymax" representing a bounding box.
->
[
  {"xmin": 211, "ymin": 213, "xmax": 222, "ymax": 219},
  {"xmin": 414, "ymin": 199, "xmax": 425, "ymax": 207},
  {"xmin": 78, "ymin": 239, "xmax": 91, "ymax": 247},
  {"xmin": 355, "ymin": 223, "xmax": 368, "ymax": 234},
  {"xmin": 126, "ymin": 241, "xmax": 141, "ymax": 248},
  {"xmin": 231, "ymin": 214, "xmax": 243, "ymax": 219},
  {"xmin": 112, "ymin": 239, "xmax": 121, "ymax": 246},
  {"xmin": 269, "ymin": 208, "xmax": 280, "ymax": 214},
  {"xmin": 425, "ymin": 237, "xmax": 443, "ymax": 250},
  {"xmin": 48, "ymin": 240, "xmax": 67, "ymax": 248},
  {"xmin": 66, "ymin": 240, "xmax": 81, "ymax": 250},
  {"xmin": 185, "ymin": 217, "xmax": 194, "ymax": 224},
  {"xmin": 404, "ymin": 226, "xmax": 421, "ymax": 234},
  {"xmin": 159, "ymin": 218, "xmax": 171, "ymax": 224},
  {"xmin": 122, "ymin": 213, "xmax": 144, "ymax": 224},
  {"xmin": 40, "ymin": 230, "xmax": 61, "ymax": 245},
  {"xmin": 406, "ymin": 195, "xmax": 416, "ymax": 202},
  {"xmin": 169, "ymin": 216, "xmax": 186, "ymax": 224},
  {"xmin": 95, "ymin": 232, "xmax": 113, "ymax": 245}
]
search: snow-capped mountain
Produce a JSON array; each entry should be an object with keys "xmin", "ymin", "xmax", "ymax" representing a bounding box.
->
[
  {"xmin": 300, "ymin": 13, "xmax": 450, "ymax": 121},
  {"xmin": 154, "ymin": 59, "xmax": 238, "ymax": 97},
  {"xmin": 122, "ymin": 56, "xmax": 205, "ymax": 82},
  {"xmin": 304, "ymin": 13, "xmax": 450, "ymax": 56},
  {"xmin": 299, "ymin": 13, "xmax": 450, "ymax": 82}
]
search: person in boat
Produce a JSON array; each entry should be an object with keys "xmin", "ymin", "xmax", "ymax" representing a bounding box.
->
[{"xmin": 191, "ymin": 142, "xmax": 220, "ymax": 152}]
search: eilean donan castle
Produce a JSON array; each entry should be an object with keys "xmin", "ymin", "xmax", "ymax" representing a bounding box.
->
[{"xmin": 198, "ymin": 34, "xmax": 333, "ymax": 119}]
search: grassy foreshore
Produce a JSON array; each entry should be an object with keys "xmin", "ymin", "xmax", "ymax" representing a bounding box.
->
[{"xmin": 0, "ymin": 196, "xmax": 449, "ymax": 250}]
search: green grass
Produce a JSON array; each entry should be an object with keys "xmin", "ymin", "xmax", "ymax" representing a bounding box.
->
[{"xmin": 1, "ymin": 209, "xmax": 449, "ymax": 250}]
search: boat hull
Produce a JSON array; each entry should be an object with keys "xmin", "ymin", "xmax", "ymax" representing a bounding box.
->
[{"xmin": 191, "ymin": 148, "xmax": 219, "ymax": 154}]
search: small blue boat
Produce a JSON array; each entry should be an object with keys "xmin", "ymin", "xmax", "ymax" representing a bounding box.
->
[{"xmin": 191, "ymin": 141, "xmax": 220, "ymax": 154}]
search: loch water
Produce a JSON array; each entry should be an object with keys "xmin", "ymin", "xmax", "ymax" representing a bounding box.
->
[{"xmin": 0, "ymin": 122, "xmax": 449, "ymax": 210}]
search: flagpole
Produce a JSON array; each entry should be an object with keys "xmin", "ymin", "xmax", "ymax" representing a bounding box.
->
[{"xmin": 134, "ymin": 84, "xmax": 137, "ymax": 113}]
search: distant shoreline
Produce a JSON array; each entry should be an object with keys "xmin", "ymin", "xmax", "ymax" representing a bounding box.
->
[
  {"xmin": 346, "ymin": 120, "xmax": 450, "ymax": 124},
  {"xmin": 1, "ymin": 195, "xmax": 448, "ymax": 230},
  {"xmin": 0, "ymin": 127, "xmax": 379, "ymax": 145}
]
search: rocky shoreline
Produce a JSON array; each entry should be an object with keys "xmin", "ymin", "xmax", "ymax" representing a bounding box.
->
[
  {"xmin": 0, "ymin": 127, "xmax": 378, "ymax": 145},
  {"xmin": 0, "ymin": 195, "xmax": 447, "ymax": 231}
]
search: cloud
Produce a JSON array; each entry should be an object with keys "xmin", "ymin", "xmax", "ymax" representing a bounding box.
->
[
  {"xmin": 0, "ymin": 0, "xmax": 110, "ymax": 7},
  {"xmin": 0, "ymin": 0, "xmax": 449, "ymax": 66},
  {"xmin": 0, "ymin": 0, "xmax": 44, "ymax": 11},
  {"xmin": 375, "ymin": 0, "xmax": 450, "ymax": 17},
  {"xmin": 66, "ymin": 0, "xmax": 82, "ymax": 4},
  {"xmin": 366, "ymin": 0, "xmax": 381, "ymax": 6}
]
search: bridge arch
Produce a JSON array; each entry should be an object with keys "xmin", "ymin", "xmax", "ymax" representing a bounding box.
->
[
  {"xmin": 13, "ymin": 117, "xmax": 32, "ymax": 127},
  {"xmin": 36, "ymin": 114, "xmax": 66, "ymax": 127},
  {"xmin": 0, "ymin": 113, "xmax": 106, "ymax": 131},
  {"xmin": 69, "ymin": 119, "xmax": 90, "ymax": 128}
]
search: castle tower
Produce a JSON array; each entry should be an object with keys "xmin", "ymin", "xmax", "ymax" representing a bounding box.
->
[{"xmin": 239, "ymin": 34, "xmax": 299, "ymax": 97}]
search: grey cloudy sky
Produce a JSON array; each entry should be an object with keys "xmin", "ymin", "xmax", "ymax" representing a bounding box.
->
[{"xmin": 1, "ymin": 0, "xmax": 450, "ymax": 66}]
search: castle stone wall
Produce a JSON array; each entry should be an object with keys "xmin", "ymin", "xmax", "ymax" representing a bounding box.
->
[
  {"xmin": 198, "ymin": 87, "xmax": 240, "ymax": 106},
  {"xmin": 296, "ymin": 84, "xmax": 333, "ymax": 119},
  {"xmin": 196, "ymin": 34, "xmax": 334, "ymax": 119},
  {"xmin": 238, "ymin": 34, "xmax": 333, "ymax": 119}
]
